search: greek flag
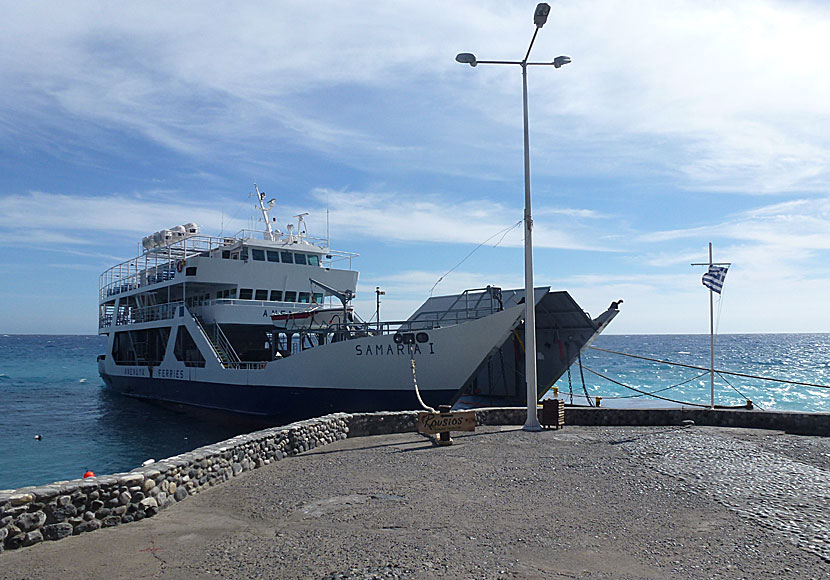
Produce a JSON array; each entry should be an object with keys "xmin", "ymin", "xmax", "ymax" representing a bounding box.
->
[{"xmin": 702, "ymin": 265, "xmax": 728, "ymax": 294}]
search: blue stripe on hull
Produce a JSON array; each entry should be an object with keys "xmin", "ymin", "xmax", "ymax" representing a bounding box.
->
[{"xmin": 101, "ymin": 373, "xmax": 457, "ymax": 423}]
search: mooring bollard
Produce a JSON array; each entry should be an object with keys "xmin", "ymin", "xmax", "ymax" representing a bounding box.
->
[{"xmin": 438, "ymin": 405, "xmax": 453, "ymax": 445}]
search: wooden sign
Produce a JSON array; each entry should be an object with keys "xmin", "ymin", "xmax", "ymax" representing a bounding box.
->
[{"xmin": 417, "ymin": 410, "xmax": 476, "ymax": 435}]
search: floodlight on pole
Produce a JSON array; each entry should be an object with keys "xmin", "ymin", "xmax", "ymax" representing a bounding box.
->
[
  {"xmin": 534, "ymin": 3, "xmax": 550, "ymax": 28},
  {"xmin": 455, "ymin": 2, "xmax": 570, "ymax": 432},
  {"xmin": 455, "ymin": 53, "xmax": 477, "ymax": 67},
  {"xmin": 553, "ymin": 56, "xmax": 571, "ymax": 68}
]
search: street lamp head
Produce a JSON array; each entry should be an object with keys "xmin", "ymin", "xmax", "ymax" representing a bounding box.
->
[
  {"xmin": 455, "ymin": 52, "xmax": 477, "ymax": 67},
  {"xmin": 553, "ymin": 55, "xmax": 571, "ymax": 68},
  {"xmin": 534, "ymin": 3, "xmax": 551, "ymax": 28}
]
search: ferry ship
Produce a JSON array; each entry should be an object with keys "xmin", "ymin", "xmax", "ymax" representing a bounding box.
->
[{"xmin": 97, "ymin": 187, "xmax": 620, "ymax": 422}]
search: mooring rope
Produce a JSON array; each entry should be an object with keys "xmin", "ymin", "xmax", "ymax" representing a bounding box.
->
[
  {"xmin": 588, "ymin": 346, "xmax": 830, "ymax": 390},
  {"xmin": 594, "ymin": 370, "xmax": 711, "ymax": 400},
  {"xmin": 410, "ymin": 349, "xmax": 436, "ymax": 413},
  {"xmin": 429, "ymin": 220, "xmax": 522, "ymax": 296},
  {"xmin": 577, "ymin": 350, "xmax": 593, "ymax": 406},
  {"xmin": 717, "ymin": 371, "xmax": 766, "ymax": 411},
  {"xmin": 581, "ymin": 364, "xmax": 713, "ymax": 408}
]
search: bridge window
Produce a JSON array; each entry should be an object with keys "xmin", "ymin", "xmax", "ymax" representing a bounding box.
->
[
  {"xmin": 294, "ymin": 253, "xmax": 307, "ymax": 265},
  {"xmin": 284, "ymin": 291, "xmax": 297, "ymax": 302},
  {"xmin": 252, "ymin": 249, "xmax": 265, "ymax": 261},
  {"xmin": 255, "ymin": 289, "xmax": 268, "ymax": 301},
  {"xmin": 239, "ymin": 288, "xmax": 253, "ymax": 300},
  {"xmin": 270, "ymin": 290, "xmax": 283, "ymax": 301},
  {"xmin": 267, "ymin": 250, "xmax": 280, "ymax": 263},
  {"xmin": 312, "ymin": 292, "xmax": 323, "ymax": 304},
  {"xmin": 307, "ymin": 255, "xmax": 320, "ymax": 266},
  {"xmin": 298, "ymin": 292, "xmax": 310, "ymax": 303},
  {"xmin": 280, "ymin": 251, "xmax": 293, "ymax": 264}
]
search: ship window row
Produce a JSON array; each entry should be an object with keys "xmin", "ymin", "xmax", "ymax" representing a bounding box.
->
[
  {"xmin": 220, "ymin": 248, "xmax": 320, "ymax": 266},
  {"xmin": 237, "ymin": 289, "xmax": 323, "ymax": 304}
]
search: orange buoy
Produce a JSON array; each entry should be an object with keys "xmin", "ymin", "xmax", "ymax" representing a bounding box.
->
[{"xmin": 83, "ymin": 470, "xmax": 95, "ymax": 478}]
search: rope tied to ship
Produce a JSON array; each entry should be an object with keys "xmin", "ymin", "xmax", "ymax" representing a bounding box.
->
[
  {"xmin": 409, "ymin": 347, "xmax": 435, "ymax": 413},
  {"xmin": 588, "ymin": 346, "xmax": 830, "ymax": 390},
  {"xmin": 580, "ymin": 365, "xmax": 714, "ymax": 408}
]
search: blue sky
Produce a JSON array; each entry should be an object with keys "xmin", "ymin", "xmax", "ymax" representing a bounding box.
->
[{"xmin": 2, "ymin": 0, "xmax": 830, "ymax": 335}]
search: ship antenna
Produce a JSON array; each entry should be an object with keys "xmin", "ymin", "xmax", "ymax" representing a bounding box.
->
[
  {"xmin": 254, "ymin": 182, "xmax": 277, "ymax": 241},
  {"xmin": 294, "ymin": 213, "xmax": 309, "ymax": 242}
]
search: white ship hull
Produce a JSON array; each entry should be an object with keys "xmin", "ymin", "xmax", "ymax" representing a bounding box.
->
[{"xmin": 99, "ymin": 304, "xmax": 524, "ymax": 420}]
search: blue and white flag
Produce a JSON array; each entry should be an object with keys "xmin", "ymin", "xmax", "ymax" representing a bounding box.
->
[{"xmin": 702, "ymin": 265, "xmax": 728, "ymax": 294}]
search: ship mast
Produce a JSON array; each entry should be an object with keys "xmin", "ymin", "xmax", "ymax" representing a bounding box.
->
[{"xmin": 254, "ymin": 183, "xmax": 277, "ymax": 241}]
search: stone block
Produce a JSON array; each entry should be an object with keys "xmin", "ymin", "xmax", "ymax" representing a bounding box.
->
[
  {"xmin": 5, "ymin": 533, "xmax": 26, "ymax": 550},
  {"xmin": 8, "ymin": 493, "xmax": 34, "ymax": 507},
  {"xmin": 42, "ymin": 523, "xmax": 73, "ymax": 541},
  {"xmin": 16, "ymin": 511, "xmax": 46, "ymax": 532},
  {"xmin": 139, "ymin": 497, "xmax": 158, "ymax": 510},
  {"xmin": 74, "ymin": 519, "xmax": 101, "ymax": 534},
  {"xmin": 101, "ymin": 515, "xmax": 121, "ymax": 528},
  {"xmin": 44, "ymin": 503, "xmax": 76, "ymax": 524}
]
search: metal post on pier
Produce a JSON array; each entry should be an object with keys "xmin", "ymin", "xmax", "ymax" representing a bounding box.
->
[
  {"xmin": 455, "ymin": 3, "xmax": 571, "ymax": 431},
  {"xmin": 692, "ymin": 242, "xmax": 731, "ymax": 409}
]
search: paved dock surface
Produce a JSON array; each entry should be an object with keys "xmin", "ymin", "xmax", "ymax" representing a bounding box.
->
[{"xmin": 2, "ymin": 425, "xmax": 829, "ymax": 579}]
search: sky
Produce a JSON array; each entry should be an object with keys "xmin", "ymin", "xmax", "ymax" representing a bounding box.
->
[{"xmin": 2, "ymin": 0, "xmax": 830, "ymax": 335}]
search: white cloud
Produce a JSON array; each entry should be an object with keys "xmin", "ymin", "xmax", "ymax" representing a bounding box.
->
[
  {"xmin": 3, "ymin": 1, "xmax": 830, "ymax": 191},
  {"xmin": 0, "ymin": 191, "xmax": 247, "ymax": 246},
  {"xmin": 305, "ymin": 187, "xmax": 619, "ymax": 251},
  {"xmin": 643, "ymin": 196, "xmax": 830, "ymax": 252}
]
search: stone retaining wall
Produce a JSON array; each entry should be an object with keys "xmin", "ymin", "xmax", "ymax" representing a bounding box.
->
[
  {"xmin": 0, "ymin": 414, "xmax": 350, "ymax": 553},
  {"xmin": 2, "ymin": 406, "xmax": 827, "ymax": 553},
  {"xmin": 564, "ymin": 406, "xmax": 830, "ymax": 435}
]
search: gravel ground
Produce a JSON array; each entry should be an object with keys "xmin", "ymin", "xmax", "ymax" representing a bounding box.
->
[{"xmin": 1, "ymin": 425, "xmax": 828, "ymax": 579}]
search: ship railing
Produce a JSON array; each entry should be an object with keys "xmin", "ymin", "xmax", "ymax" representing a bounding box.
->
[
  {"xmin": 321, "ymin": 314, "xmax": 474, "ymax": 337},
  {"xmin": 231, "ymin": 229, "xmax": 359, "ymax": 269},
  {"xmin": 99, "ymin": 234, "xmax": 235, "ymax": 299},
  {"xmin": 407, "ymin": 286, "xmax": 504, "ymax": 326},
  {"xmin": 188, "ymin": 309, "xmax": 264, "ymax": 370},
  {"xmin": 100, "ymin": 302, "xmax": 184, "ymax": 329},
  {"xmin": 99, "ymin": 231, "xmax": 360, "ymax": 300}
]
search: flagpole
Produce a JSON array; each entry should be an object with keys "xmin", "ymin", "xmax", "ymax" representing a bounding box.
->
[
  {"xmin": 692, "ymin": 243, "xmax": 730, "ymax": 410},
  {"xmin": 708, "ymin": 242, "xmax": 714, "ymax": 409}
]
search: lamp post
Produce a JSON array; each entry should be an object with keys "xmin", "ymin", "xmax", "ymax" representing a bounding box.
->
[
  {"xmin": 375, "ymin": 286, "xmax": 385, "ymax": 323},
  {"xmin": 456, "ymin": 3, "xmax": 570, "ymax": 431}
]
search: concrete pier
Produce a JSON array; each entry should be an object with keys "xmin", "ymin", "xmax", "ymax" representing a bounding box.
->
[{"xmin": 1, "ymin": 420, "xmax": 828, "ymax": 579}]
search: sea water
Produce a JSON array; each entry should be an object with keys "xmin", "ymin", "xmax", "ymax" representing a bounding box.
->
[
  {"xmin": 0, "ymin": 335, "xmax": 251, "ymax": 491},
  {"xmin": 1, "ymin": 333, "xmax": 829, "ymax": 491},
  {"xmin": 551, "ymin": 333, "xmax": 830, "ymax": 412}
]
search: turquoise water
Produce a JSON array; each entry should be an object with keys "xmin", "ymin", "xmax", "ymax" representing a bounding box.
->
[
  {"xmin": 552, "ymin": 334, "xmax": 830, "ymax": 412},
  {"xmin": 1, "ymin": 333, "xmax": 829, "ymax": 491},
  {"xmin": 0, "ymin": 335, "xmax": 251, "ymax": 491}
]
